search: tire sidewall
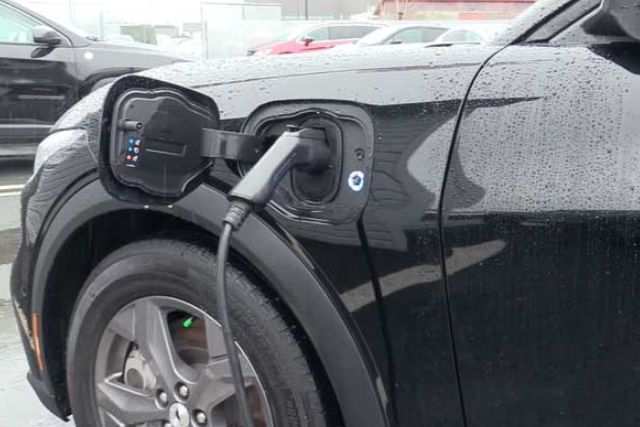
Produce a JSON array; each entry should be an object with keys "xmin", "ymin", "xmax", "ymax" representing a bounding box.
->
[{"xmin": 66, "ymin": 242, "xmax": 325, "ymax": 426}]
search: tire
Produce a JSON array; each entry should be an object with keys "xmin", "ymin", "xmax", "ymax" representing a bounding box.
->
[{"xmin": 66, "ymin": 238, "xmax": 339, "ymax": 426}]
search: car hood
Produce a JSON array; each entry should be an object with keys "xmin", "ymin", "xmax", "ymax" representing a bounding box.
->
[
  {"xmin": 88, "ymin": 39, "xmax": 192, "ymax": 61},
  {"xmin": 52, "ymin": 43, "xmax": 502, "ymax": 137}
]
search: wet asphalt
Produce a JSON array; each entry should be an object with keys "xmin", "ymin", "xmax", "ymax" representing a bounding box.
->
[{"xmin": 0, "ymin": 158, "xmax": 71, "ymax": 426}]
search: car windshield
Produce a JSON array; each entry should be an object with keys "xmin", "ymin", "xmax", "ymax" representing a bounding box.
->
[
  {"xmin": 355, "ymin": 26, "xmax": 398, "ymax": 45},
  {"xmin": 289, "ymin": 22, "xmax": 323, "ymax": 40},
  {"xmin": 436, "ymin": 28, "xmax": 484, "ymax": 43},
  {"xmin": 63, "ymin": 22, "xmax": 100, "ymax": 40}
]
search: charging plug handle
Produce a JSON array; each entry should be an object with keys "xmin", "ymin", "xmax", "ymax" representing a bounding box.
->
[
  {"xmin": 228, "ymin": 127, "xmax": 331, "ymax": 213},
  {"xmin": 216, "ymin": 126, "xmax": 332, "ymax": 427}
]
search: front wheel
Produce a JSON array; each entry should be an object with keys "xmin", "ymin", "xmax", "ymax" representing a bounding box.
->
[{"xmin": 66, "ymin": 239, "xmax": 339, "ymax": 427}]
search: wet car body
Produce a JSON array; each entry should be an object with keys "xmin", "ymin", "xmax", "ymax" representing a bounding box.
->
[
  {"xmin": 0, "ymin": 0, "xmax": 186, "ymax": 156},
  {"xmin": 13, "ymin": 0, "xmax": 640, "ymax": 425}
]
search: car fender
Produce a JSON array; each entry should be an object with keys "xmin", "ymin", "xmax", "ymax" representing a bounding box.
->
[{"xmin": 31, "ymin": 179, "xmax": 391, "ymax": 427}]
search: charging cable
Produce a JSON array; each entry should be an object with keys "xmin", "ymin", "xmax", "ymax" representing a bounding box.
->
[{"xmin": 215, "ymin": 126, "xmax": 331, "ymax": 427}]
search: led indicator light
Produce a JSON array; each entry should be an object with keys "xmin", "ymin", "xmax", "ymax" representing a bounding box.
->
[{"xmin": 348, "ymin": 171, "xmax": 365, "ymax": 192}]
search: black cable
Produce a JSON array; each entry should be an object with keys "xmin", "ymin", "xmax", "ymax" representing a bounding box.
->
[
  {"xmin": 216, "ymin": 219, "xmax": 255, "ymax": 427},
  {"xmin": 214, "ymin": 128, "xmax": 330, "ymax": 427}
]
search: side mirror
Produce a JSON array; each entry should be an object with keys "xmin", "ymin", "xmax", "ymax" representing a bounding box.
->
[
  {"xmin": 33, "ymin": 26, "xmax": 62, "ymax": 46},
  {"xmin": 303, "ymin": 36, "xmax": 314, "ymax": 46},
  {"xmin": 584, "ymin": 0, "xmax": 640, "ymax": 41}
]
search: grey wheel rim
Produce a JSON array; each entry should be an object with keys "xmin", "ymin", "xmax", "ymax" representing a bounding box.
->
[{"xmin": 94, "ymin": 296, "xmax": 273, "ymax": 427}]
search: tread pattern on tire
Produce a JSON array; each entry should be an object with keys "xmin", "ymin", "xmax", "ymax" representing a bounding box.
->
[{"xmin": 67, "ymin": 237, "xmax": 342, "ymax": 427}]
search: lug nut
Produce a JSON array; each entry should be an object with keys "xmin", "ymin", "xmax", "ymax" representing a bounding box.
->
[
  {"xmin": 194, "ymin": 410, "xmax": 207, "ymax": 425},
  {"xmin": 177, "ymin": 383, "xmax": 189, "ymax": 399},
  {"xmin": 157, "ymin": 390, "xmax": 168, "ymax": 406}
]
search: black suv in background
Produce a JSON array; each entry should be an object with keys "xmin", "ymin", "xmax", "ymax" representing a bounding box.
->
[{"xmin": 0, "ymin": 0, "xmax": 188, "ymax": 156}]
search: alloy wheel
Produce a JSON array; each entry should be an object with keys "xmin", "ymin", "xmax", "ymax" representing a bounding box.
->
[{"xmin": 94, "ymin": 296, "xmax": 273, "ymax": 427}]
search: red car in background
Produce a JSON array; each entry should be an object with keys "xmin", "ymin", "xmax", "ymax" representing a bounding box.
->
[{"xmin": 248, "ymin": 21, "xmax": 386, "ymax": 56}]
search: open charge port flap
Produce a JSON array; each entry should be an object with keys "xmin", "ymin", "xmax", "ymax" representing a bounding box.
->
[
  {"xmin": 101, "ymin": 77, "xmax": 221, "ymax": 205},
  {"xmin": 109, "ymin": 89, "xmax": 216, "ymax": 199}
]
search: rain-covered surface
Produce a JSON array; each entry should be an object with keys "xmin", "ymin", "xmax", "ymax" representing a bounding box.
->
[
  {"xmin": 1, "ymin": 0, "xmax": 602, "ymax": 424},
  {"xmin": 0, "ymin": 159, "xmax": 71, "ymax": 427}
]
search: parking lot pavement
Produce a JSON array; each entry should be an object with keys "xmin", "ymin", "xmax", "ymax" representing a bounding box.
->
[{"xmin": 0, "ymin": 159, "xmax": 71, "ymax": 427}]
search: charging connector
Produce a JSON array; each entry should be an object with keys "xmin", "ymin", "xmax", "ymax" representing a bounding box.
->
[
  {"xmin": 216, "ymin": 126, "xmax": 331, "ymax": 427},
  {"xmin": 229, "ymin": 126, "xmax": 331, "ymax": 210}
]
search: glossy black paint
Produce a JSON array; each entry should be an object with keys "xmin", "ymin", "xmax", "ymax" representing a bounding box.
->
[
  {"xmin": 443, "ymin": 32, "xmax": 640, "ymax": 427},
  {"xmin": 29, "ymin": 179, "xmax": 389, "ymax": 426},
  {"xmin": 181, "ymin": 65, "xmax": 483, "ymax": 425},
  {"xmin": 0, "ymin": 0, "xmax": 184, "ymax": 154},
  {"xmin": 165, "ymin": 45, "xmax": 501, "ymax": 427},
  {"xmin": 13, "ymin": 1, "xmax": 640, "ymax": 426},
  {"xmin": 358, "ymin": 48, "xmax": 496, "ymax": 424},
  {"xmin": 13, "ymin": 43, "xmax": 502, "ymax": 426}
]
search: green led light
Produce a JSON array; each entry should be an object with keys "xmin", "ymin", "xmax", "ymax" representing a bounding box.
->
[{"xmin": 182, "ymin": 317, "xmax": 194, "ymax": 329}]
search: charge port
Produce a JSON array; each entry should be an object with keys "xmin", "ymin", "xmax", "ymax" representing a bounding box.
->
[
  {"xmin": 253, "ymin": 116, "xmax": 343, "ymax": 204},
  {"xmin": 241, "ymin": 103, "xmax": 374, "ymax": 224},
  {"xmin": 292, "ymin": 118, "xmax": 342, "ymax": 203}
]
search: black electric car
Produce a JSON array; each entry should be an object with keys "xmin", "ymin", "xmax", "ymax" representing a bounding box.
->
[
  {"xmin": 0, "ymin": 0, "xmax": 187, "ymax": 156},
  {"xmin": 11, "ymin": 0, "xmax": 640, "ymax": 426}
]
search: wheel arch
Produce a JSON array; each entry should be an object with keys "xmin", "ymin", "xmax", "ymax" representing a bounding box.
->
[{"xmin": 32, "ymin": 179, "xmax": 390, "ymax": 427}]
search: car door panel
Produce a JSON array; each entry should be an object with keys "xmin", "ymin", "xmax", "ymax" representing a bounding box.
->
[
  {"xmin": 299, "ymin": 40, "xmax": 340, "ymax": 52},
  {"xmin": 0, "ymin": 45, "xmax": 78, "ymax": 136},
  {"xmin": 442, "ymin": 42, "xmax": 640, "ymax": 426},
  {"xmin": 0, "ymin": 1, "xmax": 79, "ymax": 147}
]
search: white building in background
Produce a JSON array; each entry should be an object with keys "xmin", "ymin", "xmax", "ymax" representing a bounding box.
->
[
  {"xmin": 251, "ymin": 0, "xmax": 371, "ymax": 19},
  {"xmin": 17, "ymin": 0, "xmax": 372, "ymax": 34},
  {"xmin": 17, "ymin": 0, "xmax": 203, "ymax": 36}
]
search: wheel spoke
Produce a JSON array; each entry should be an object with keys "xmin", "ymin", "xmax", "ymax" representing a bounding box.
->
[
  {"xmin": 108, "ymin": 304, "xmax": 136, "ymax": 342},
  {"xmin": 103, "ymin": 412, "xmax": 126, "ymax": 427},
  {"xmin": 191, "ymin": 356, "xmax": 257, "ymax": 411},
  {"xmin": 96, "ymin": 378, "xmax": 164, "ymax": 425},
  {"xmin": 204, "ymin": 318, "xmax": 226, "ymax": 359},
  {"xmin": 134, "ymin": 299, "xmax": 198, "ymax": 386}
]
